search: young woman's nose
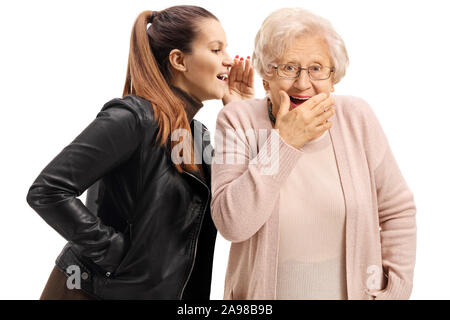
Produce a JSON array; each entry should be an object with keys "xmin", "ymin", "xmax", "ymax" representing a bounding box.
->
[{"xmin": 223, "ymin": 54, "xmax": 234, "ymax": 67}]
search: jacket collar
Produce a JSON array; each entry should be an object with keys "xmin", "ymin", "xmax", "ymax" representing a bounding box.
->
[{"xmin": 169, "ymin": 86, "xmax": 211, "ymax": 186}]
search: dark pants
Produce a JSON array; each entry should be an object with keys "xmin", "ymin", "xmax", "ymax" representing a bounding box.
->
[{"xmin": 40, "ymin": 266, "xmax": 93, "ymax": 300}]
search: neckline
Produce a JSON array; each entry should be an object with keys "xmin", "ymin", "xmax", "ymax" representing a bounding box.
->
[{"xmin": 301, "ymin": 129, "xmax": 331, "ymax": 153}]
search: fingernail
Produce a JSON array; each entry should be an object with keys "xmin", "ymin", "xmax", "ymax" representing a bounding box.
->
[
  {"xmin": 235, "ymin": 55, "xmax": 239, "ymax": 59},
  {"xmin": 247, "ymin": 56, "xmax": 250, "ymax": 59},
  {"xmin": 240, "ymin": 57, "xmax": 244, "ymax": 61}
]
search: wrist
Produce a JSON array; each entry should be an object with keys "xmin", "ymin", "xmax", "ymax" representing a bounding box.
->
[
  {"xmin": 278, "ymin": 132, "xmax": 306, "ymax": 151},
  {"xmin": 222, "ymin": 94, "xmax": 236, "ymax": 106}
]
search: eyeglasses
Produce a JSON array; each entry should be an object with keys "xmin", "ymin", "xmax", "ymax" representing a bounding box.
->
[{"xmin": 272, "ymin": 64, "xmax": 335, "ymax": 80}]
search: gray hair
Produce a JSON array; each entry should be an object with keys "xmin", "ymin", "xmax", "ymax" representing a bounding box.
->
[{"xmin": 252, "ymin": 8, "xmax": 349, "ymax": 84}]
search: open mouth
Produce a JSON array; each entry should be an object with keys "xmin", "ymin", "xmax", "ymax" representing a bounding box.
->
[
  {"xmin": 289, "ymin": 96, "xmax": 310, "ymax": 109},
  {"xmin": 216, "ymin": 73, "xmax": 229, "ymax": 81}
]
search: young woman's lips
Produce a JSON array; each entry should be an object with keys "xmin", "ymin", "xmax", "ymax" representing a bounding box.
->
[{"xmin": 216, "ymin": 73, "xmax": 228, "ymax": 83}]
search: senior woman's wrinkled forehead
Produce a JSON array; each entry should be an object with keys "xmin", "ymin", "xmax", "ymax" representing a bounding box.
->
[
  {"xmin": 252, "ymin": 7, "xmax": 349, "ymax": 84},
  {"xmin": 283, "ymin": 35, "xmax": 332, "ymax": 65}
]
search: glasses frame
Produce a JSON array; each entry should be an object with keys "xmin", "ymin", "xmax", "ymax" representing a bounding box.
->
[{"xmin": 272, "ymin": 64, "xmax": 335, "ymax": 81}]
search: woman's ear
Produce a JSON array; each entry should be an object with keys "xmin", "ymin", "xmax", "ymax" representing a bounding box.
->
[
  {"xmin": 169, "ymin": 49, "xmax": 187, "ymax": 72},
  {"xmin": 262, "ymin": 79, "xmax": 270, "ymax": 91},
  {"xmin": 330, "ymin": 74, "xmax": 336, "ymax": 92}
]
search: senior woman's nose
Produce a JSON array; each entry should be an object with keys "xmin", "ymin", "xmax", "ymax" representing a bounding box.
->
[{"xmin": 294, "ymin": 68, "xmax": 312, "ymax": 90}]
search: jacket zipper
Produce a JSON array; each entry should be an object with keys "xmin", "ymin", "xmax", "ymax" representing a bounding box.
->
[{"xmin": 178, "ymin": 169, "xmax": 211, "ymax": 299}]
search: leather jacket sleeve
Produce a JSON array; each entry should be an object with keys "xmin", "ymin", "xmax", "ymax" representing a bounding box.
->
[{"xmin": 26, "ymin": 101, "xmax": 145, "ymax": 275}]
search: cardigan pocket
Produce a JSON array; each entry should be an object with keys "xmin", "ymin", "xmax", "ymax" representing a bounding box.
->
[
  {"xmin": 373, "ymin": 271, "xmax": 412, "ymax": 300},
  {"xmin": 365, "ymin": 264, "xmax": 388, "ymax": 299},
  {"xmin": 365, "ymin": 287, "xmax": 387, "ymax": 299}
]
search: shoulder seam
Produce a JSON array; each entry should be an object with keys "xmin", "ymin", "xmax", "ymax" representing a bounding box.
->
[{"xmin": 102, "ymin": 95, "xmax": 154, "ymax": 122}]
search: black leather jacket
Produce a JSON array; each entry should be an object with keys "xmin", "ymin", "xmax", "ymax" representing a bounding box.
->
[{"xmin": 26, "ymin": 90, "xmax": 217, "ymax": 299}]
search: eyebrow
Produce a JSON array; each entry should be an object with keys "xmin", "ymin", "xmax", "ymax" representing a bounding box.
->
[
  {"xmin": 208, "ymin": 40, "xmax": 228, "ymax": 47},
  {"xmin": 285, "ymin": 56, "xmax": 328, "ymax": 64}
]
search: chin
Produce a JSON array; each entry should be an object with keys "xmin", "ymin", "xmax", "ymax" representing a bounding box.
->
[{"xmin": 209, "ymin": 88, "xmax": 225, "ymax": 101}]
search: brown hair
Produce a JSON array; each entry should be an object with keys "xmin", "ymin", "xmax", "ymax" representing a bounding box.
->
[{"xmin": 123, "ymin": 6, "xmax": 218, "ymax": 173}]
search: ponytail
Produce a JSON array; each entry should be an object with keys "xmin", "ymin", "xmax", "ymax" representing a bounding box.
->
[{"xmin": 123, "ymin": 10, "xmax": 202, "ymax": 174}]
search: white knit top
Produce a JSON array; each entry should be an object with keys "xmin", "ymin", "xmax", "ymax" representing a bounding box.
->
[{"xmin": 276, "ymin": 130, "xmax": 348, "ymax": 300}]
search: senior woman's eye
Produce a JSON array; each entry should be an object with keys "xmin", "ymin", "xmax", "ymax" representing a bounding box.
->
[
  {"xmin": 284, "ymin": 64, "xmax": 297, "ymax": 71},
  {"xmin": 212, "ymin": 49, "xmax": 221, "ymax": 54},
  {"xmin": 310, "ymin": 65, "xmax": 322, "ymax": 71}
]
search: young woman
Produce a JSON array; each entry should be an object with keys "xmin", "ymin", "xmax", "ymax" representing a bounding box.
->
[{"xmin": 26, "ymin": 5, "xmax": 254, "ymax": 300}]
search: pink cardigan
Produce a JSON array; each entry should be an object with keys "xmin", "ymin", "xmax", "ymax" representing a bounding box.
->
[{"xmin": 211, "ymin": 95, "xmax": 416, "ymax": 300}]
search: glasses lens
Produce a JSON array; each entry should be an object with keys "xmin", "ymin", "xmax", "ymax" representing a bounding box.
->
[
  {"xmin": 309, "ymin": 65, "xmax": 330, "ymax": 80},
  {"xmin": 278, "ymin": 64, "xmax": 299, "ymax": 78}
]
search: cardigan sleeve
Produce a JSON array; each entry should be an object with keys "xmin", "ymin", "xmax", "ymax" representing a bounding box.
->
[
  {"xmin": 210, "ymin": 101, "xmax": 304, "ymax": 242},
  {"xmin": 373, "ymin": 145, "xmax": 417, "ymax": 299},
  {"xmin": 26, "ymin": 101, "xmax": 145, "ymax": 276},
  {"xmin": 361, "ymin": 101, "xmax": 417, "ymax": 300}
]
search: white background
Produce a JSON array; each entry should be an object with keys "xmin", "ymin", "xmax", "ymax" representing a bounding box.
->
[{"xmin": 1, "ymin": 0, "xmax": 449, "ymax": 300}]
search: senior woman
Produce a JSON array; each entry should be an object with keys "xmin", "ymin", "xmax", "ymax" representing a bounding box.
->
[{"xmin": 211, "ymin": 8, "xmax": 416, "ymax": 300}]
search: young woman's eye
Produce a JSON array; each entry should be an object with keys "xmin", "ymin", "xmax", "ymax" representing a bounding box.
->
[{"xmin": 212, "ymin": 49, "xmax": 221, "ymax": 54}]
